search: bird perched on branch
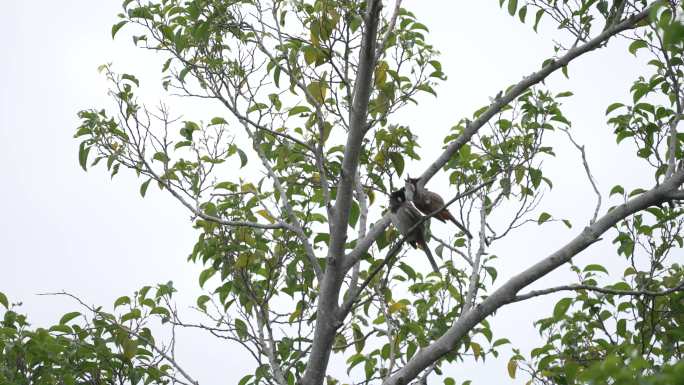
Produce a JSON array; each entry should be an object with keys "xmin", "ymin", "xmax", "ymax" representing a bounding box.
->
[
  {"xmin": 389, "ymin": 188, "xmax": 439, "ymax": 273},
  {"xmin": 404, "ymin": 176, "xmax": 474, "ymax": 240}
]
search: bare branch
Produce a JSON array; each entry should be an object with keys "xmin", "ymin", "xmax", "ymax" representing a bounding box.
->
[
  {"xmin": 375, "ymin": 0, "xmax": 404, "ymax": 63},
  {"xmin": 510, "ymin": 280, "xmax": 684, "ymax": 304},
  {"xmin": 459, "ymin": 199, "xmax": 487, "ymax": 317},
  {"xmin": 560, "ymin": 127, "xmax": 601, "ymax": 223},
  {"xmin": 430, "ymin": 235, "xmax": 473, "ymax": 266}
]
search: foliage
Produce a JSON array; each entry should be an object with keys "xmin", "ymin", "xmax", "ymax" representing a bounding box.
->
[
  {"xmin": 0, "ymin": 285, "xmax": 180, "ymax": 385},
  {"xmin": 5, "ymin": 0, "xmax": 684, "ymax": 384}
]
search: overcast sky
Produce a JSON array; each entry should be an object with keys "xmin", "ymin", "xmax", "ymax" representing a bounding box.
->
[{"xmin": 0, "ymin": 1, "xmax": 656, "ymax": 384}]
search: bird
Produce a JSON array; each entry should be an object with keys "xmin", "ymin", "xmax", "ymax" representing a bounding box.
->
[
  {"xmin": 404, "ymin": 176, "xmax": 474, "ymax": 240},
  {"xmin": 389, "ymin": 188, "xmax": 439, "ymax": 273}
]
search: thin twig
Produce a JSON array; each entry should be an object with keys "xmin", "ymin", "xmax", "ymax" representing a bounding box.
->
[
  {"xmin": 510, "ymin": 280, "xmax": 684, "ymax": 304},
  {"xmin": 560, "ymin": 127, "xmax": 601, "ymax": 223}
]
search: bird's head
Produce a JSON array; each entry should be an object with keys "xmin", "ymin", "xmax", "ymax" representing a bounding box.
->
[
  {"xmin": 404, "ymin": 175, "xmax": 420, "ymax": 201},
  {"xmin": 389, "ymin": 188, "xmax": 406, "ymax": 211},
  {"xmin": 405, "ymin": 175, "xmax": 420, "ymax": 185}
]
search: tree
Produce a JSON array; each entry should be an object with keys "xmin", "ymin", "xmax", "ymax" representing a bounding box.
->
[{"xmin": 3, "ymin": 0, "xmax": 684, "ymax": 384}]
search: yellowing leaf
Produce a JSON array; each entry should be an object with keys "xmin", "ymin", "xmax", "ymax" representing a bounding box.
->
[
  {"xmin": 307, "ymin": 81, "xmax": 328, "ymax": 104},
  {"xmin": 241, "ymin": 183, "xmax": 257, "ymax": 193},
  {"xmin": 470, "ymin": 342, "xmax": 482, "ymax": 360},
  {"xmin": 388, "ymin": 302, "xmax": 406, "ymax": 314},
  {"xmin": 235, "ymin": 253, "xmax": 252, "ymax": 268},
  {"xmin": 507, "ymin": 359, "xmax": 518, "ymax": 379},
  {"xmin": 374, "ymin": 61, "xmax": 389, "ymax": 86},
  {"xmin": 256, "ymin": 209, "xmax": 276, "ymax": 224}
]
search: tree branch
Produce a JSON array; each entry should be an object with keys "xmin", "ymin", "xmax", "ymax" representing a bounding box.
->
[
  {"xmin": 415, "ymin": 6, "xmax": 653, "ymax": 190},
  {"xmin": 560, "ymin": 127, "xmax": 601, "ymax": 223},
  {"xmin": 301, "ymin": 2, "xmax": 383, "ymax": 384},
  {"xmin": 328, "ymin": 0, "xmax": 382, "ymax": 262},
  {"xmin": 510, "ymin": 280, "xmax": 684, "ymax": 304},
  {"xmin": 430, "ymin": 235, "xmax": 473, "ymax": 266}
]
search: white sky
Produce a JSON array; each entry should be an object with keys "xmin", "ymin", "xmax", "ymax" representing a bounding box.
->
[{"xmin": 0, "ymin": 1, "xmax": 657, "ymax": 384}]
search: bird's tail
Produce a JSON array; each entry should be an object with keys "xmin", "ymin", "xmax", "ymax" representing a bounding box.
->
[
  {"xmin": 444, "ymin": 211, "xmax": 474, "ymax": 240},
  {"xmin": 417, "ymin": 238, "xmax": 439, "ymax": 273}
]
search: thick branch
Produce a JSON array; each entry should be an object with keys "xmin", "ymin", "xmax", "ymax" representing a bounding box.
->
[
  {"xmin": 300, "ymin": 2, "xmax": 383, "ymax": 385},
  {"xmin": 327, "ymin": 0, "xmax": 382, "ymax": 262}
]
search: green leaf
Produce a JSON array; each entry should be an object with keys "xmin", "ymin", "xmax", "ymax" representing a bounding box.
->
[
  {"xmin": 247, "ymin": 103, "xmax": 268, "ymax": 113},
  {"xmin": 537, "ymin": 212, "xmax": 551, "ymax": 224},
  {"xmin": 529, "ymin": 168, "xmax": 542, "ymax": 188},
  {"xmin": 628, "ymin": 40, "xmax": 648, "ymax": 56},
  {"xmin": 288, "ymin": 105, "xmax": 311, "ymax": 116},
  {"xmin": 153, "ymin": 152, "xmax": 169, "ymax": 163},
  {"xmin": 256, "ymin": 209, "xmax": 276, "ymax": 224},
  {"xmin": 121, "ymin": 309, "xmax": 142, "ymax": 323},
  {"xmin": 114, "ymin": 296, "xmax": 130, "ymax": 308},
  {"xmin": 150, "ymin": 307, "xmax": 170, "ymax": 317},
  {"xmin": 199, "ymin": 267, "xmax": 217, "ymax": 288},
  {"xmin": 375, "ymin": 229, "xmax": 389, "ymax": 250},
  {"xmin": 235, "ymin": 318, "xmax": 248, "ymax": 339},
  {"xmin": 128, "ymin": 6, "xmax": 154, "ymax": 20},
  {"xmin": 416, "ymin": 83, "xmax": 436, "ymax": 96},
  {"xmin": 508, "ymin": 0, "xmax": 518, "ymax": 16},
  {"xmin": 0, "ymin": 292, "xmax": 8, "ymax": 309},
  {"xmin": 78, "ymin": 142, "xmax": 90, "ymax": 171},
  {"xmin": 112, "ymin": 21, "xmax": 127, "ymax": 39},
  {"xmin": 59, "ymin": 311, "xmax": 81, "ymax": 325},
  {"xmin": 238, "ymin": 375, "xmax": 254, "ymax": 385},
  {"xmin": 553, "ymin": 297, "xmax": 572, "ymax": 319},
  {"xmin": 236, "ymin": 148, "xmax": 248, "ymax": 168},
  {"xmin": 411, "ymin": 22, "xmax": 429, "ymax": 32},
  {"xmin": 50, "ymin": 324, "xmax": 72, "ymax": 334},
  {"xmin": 518, "ymin": 5, "xmax": 527, "ymax": 23},
  {"xmin": 121, "ymin": 73, "xmax": 139, "ymax": 87},
  {"xmin": 349, "ymin": 202, "xmax": 360, "ymax": 228},
  {"xmin": 584, "ymin": 264, "xmax": 609, "ymax": 275},
  {"xmin": 533, "ymin": 9, "xmax": 544, "ymax": 31},
  {"xmin": 610, "ymin": 185, "xmax": 624, "ymax": 196},
  {"xmin": 139, "ymin": 179, "xmax": 151, "ymax": 198},
  {"xmin": 197, "ymin": 295, "xmax": 210, "ymax": 311},
  {"xmin": 389, "ymin": 152, "xmax": 405, "ymax": 176},
  {"xmin": 606, "ymin": 102, "xmax": 624, "ymax": 115},
  {"xmin": 210, "ymin": 117, "xmax": 227, "ymax": 125}
]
